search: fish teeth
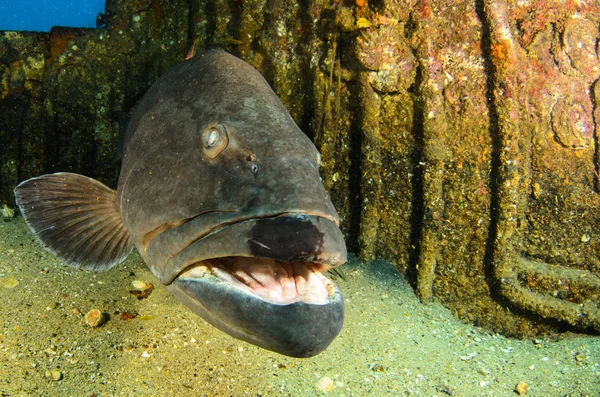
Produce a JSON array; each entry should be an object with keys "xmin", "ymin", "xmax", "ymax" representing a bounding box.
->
[
  {"xmin": 205, "ymin": 257, "xmax": 332, "ymax": 305},
  {"xmin": 278, "ymin": 263, "xmax": 296, "ymax": 300},
  {"xmin": 231, "ymin": 268, "xmax": 267, "ymax": 295}
]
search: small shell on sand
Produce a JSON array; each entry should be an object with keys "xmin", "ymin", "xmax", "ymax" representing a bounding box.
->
[
  {"xmin": 132, "ymin": 280, "xmax": 149, "ymax": 290},
  {"xmin": 315, "ymin": 376, "xmax": 334, "ymax": 392},
  {"xmin": 84, "ymin": 309, "xmax": 106, "ymax": 327}
]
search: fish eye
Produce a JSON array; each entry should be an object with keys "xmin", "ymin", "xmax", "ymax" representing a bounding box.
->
[
  {"xmin": 202, "ymin": 123, "xmax": 229, "ymax": 159},
  {"xmin": 204, "ymin": 128, "xmax": 219, "ymax": 148},
  {"xmin": 251, "ymin": 164, "xmax": 259, "ymax": 174}
]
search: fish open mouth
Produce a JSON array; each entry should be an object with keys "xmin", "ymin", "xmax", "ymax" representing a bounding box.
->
[
  {"xmin": 177, "ymin": 257, "xmax": 335, "ymax": 305},
  {"xmin": 159, "ymin": 213, "xmax": 347, "ymax": 357}
]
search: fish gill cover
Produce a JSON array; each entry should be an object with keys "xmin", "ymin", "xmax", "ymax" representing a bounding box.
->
[{"xmin": 0, "ymin": 0, "xmax": 105, "ymax": 32}]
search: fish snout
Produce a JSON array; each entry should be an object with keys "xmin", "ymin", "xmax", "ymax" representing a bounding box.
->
[{"xmin": 248, "ymin": 214, "xmax": 347, "ymax": 266}]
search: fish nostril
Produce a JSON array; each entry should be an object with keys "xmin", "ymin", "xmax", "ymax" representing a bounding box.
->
[{"xmin": 244, "ymin": 153, "xmax": 259, "ymax": 174}]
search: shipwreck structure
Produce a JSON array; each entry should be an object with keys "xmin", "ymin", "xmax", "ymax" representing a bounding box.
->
[{"xmin": 1, "ymin": 0, "xmax": 600, "ymax": 336}]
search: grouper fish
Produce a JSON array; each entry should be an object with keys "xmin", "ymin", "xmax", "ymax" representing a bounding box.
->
[{"xmin": 14, "ymin": 50, "xmax": 347, "ymax": 358}]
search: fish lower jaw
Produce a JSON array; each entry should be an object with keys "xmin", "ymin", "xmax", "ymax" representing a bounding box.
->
[{"xmin": 176, "ymin": 257, "xmax": 337, "ymax": 305}]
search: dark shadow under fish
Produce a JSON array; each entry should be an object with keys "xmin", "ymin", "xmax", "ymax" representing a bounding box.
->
[{"xmin": 14, "ymin": 50, "xmax": 347, "ymax": 358}]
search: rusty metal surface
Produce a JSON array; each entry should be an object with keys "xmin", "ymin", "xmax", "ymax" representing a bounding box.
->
[{"xmin": 348, "ymin": 0, "xmax": 600, "ymax": 335}]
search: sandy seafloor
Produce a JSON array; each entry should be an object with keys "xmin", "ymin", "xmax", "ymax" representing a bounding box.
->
[{"xmin": 0, "ymin": 217, "xmax": 598, "ymax": 396}]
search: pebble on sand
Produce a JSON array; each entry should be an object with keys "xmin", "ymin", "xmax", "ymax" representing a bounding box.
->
[
  {"xmin": 45, "ymin": 369, "xmax": 62, "ymax": 381},
  {"xmin": 1, "ymin": 204, "xmax": 15, "ymax": 219},
  {"xmin": 515, "ymin": 381, "xmax": 528, "ymax": 395},
  {"xmin": 85, "ymin": 309, "xmax": 106, "ymax": 327},
  {"xmin": 0, "ymin": 277, "xmax": 19, "ymax": 288}
]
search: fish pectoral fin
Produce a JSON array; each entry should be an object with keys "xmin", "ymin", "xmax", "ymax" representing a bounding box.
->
[{"xmin": 14, "ymin": 172, "xmax": 133, "ymax": 271}]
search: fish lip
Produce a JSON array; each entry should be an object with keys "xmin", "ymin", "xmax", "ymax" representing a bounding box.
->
[
  {"xmin": 142, "ymin": 210, "xmax": 339, "ymax": 254},
  {"xmin": 196, "ymin": 210, "xmax": 341, "ymax": 244},
  {"xmin": 167, "ymin": 274, "xmax": 344, "ymax": 357}
]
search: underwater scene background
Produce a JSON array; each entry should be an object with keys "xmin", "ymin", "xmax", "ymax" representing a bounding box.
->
[{"xmin": 1, "ymin": 0, "xmax": 600, "ymax": 395}]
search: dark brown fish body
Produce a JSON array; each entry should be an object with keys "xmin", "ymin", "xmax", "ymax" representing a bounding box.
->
[{"xmin": 15, "ymin": 50, "xmax": 346, "ymax": 357}]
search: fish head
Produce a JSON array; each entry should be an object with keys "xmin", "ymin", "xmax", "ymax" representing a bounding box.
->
[{"xmin": 118, "ymin": 50, "xmax": 346, "ymax": 357}]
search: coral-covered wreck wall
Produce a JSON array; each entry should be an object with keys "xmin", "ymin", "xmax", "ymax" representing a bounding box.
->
[{"xmin": 1, "ymin": 0, "xmax": 600, "ymax": 337}]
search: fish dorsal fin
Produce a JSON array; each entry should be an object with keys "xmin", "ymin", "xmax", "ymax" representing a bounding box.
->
[{"xmin": 14, "ymin": 173, "xmax": 133, "ymax": 271}]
